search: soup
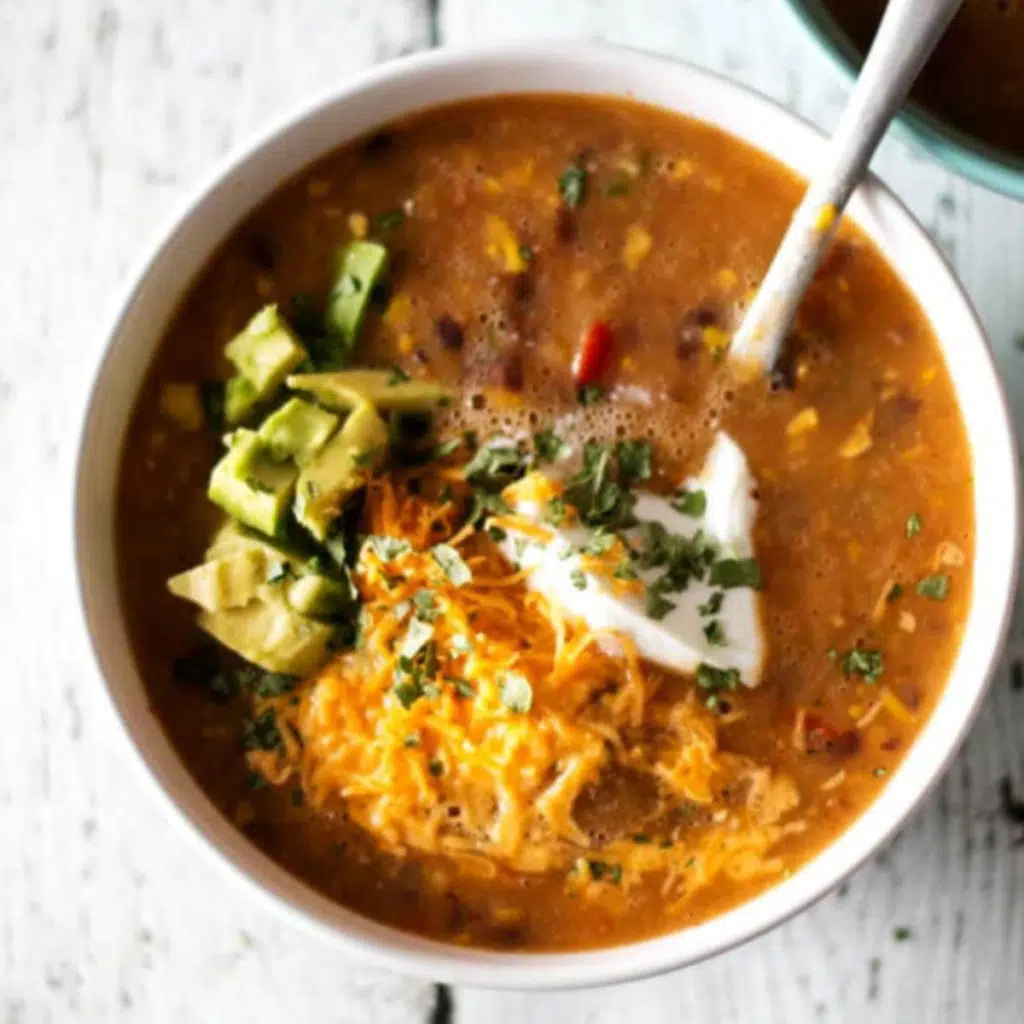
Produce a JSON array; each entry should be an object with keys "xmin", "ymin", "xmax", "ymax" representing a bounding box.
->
[
  {"xmin": 822, "ymin": 0, "xmax": 1024, "ymax": 158},
  {"xmin": 117, "ymin": 96, "xmax": 973, "ymax": 951}
]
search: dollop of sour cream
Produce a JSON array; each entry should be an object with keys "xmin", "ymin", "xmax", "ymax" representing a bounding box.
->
[{"xmin": 497, "ymin": 432, "xmax": 766, "ymax": 686}]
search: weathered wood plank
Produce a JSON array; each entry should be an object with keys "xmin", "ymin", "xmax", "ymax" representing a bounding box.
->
[{"xmin": 0, "ymin": 2, "xmax": 435, "ymax": 1022}]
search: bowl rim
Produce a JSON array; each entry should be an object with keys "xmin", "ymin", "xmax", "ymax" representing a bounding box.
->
[
  {"xmin": 775, "ymin": 0, "xmax": 1024, "ymax": 200},
  {"xmin": 73, "ymin": 40, "xmax": 1021, "ymax": 989}
]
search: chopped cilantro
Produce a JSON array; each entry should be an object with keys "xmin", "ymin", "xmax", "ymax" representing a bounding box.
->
[
  {"xmin": 893, "ymin": 926, "xmax": 913, "ymax": 942},
  {"xmin": 698, "ymin": 591, "xmax": 724, "ymax": 617},
  {"xmin": 534, "ymin": 427, "xmax": 568, "ymax": 463},
  {"xmin": 412, "ymin": 589, "xmax": 439, "ymax": 622},
  {"xmin": 431, "ymin": 543, "xmax": 472, "ymax": 586},
  {"xmin": 887, "ymin": 582, "xmax": 905, "ymax": 602},
  {"xmin": 464, "ymin": 439, "xmax": 530, "ymax": 491},
  {"xmin": 916, "ymin": 574, "xmax": 950, "ymax": 600},
  {"xmin": 486, "ymin": 524, "xmax": 508, "ymax": 543},
  {"xmin": 500, "ymin": 672, "xmax": 533, "ymax": 713},
  {"xmin": 840, "ymin": 647, "xmax": 884, "ymax": 684},
  {"xmin": 242, "ymin": 709, "xmax": 283, "ymax": 753},
  {"xmin": 558, "ymin": 163, "xmax": 587, "ymax": 208},
  {"xmin": 695, "ymin": 663, "xmax": 740, "ymax": 696},
  {"xmin": 386, "ymin": 365, "xmax": 411, "ymax": 385},
  {"xmin": 672, "ymin": 488, "xmax": 707, "ymax": 517},
  {"xmin": 428, "ymin": 437, "xmax": 462, "ymax": 461},
  {"xmin": 709, "ymin": 557, "xmax": 762, "ymax": 590},
  {"xmin": 577, "ymin": 384, "xmax": 605, "ymax": 406},
  {"xmin": 570, "ymin": 567, "xmax": 589, "ymax": 590},
  {"xmin": 546, "ymin": 496, "xmax": 568, "ymax": 525},
  {"xmin": 615, "ymin": 440, "xmax": 653, "ymax": 487},
  {"xmin": 393, "ymin": 679, "xmax": 422, "ymax": 709},
  {"xmin": 582, "ymin": 532, "xmax": 615, "ymax": 556},
  {"xmin": 587, "ymin": 860, "xmax": 621, "ymax": 884},
  {"xmin": 366, "ymin": 535, "xmax": 411, "ymax": 562},
  {"xmin": 645, "ymin": 590, "xmax": 676, "ymax": 620},
  {"xmin": 905, "ymin": 513, "xmax": 922, "ymax": 538},
  {"xmin": 518, "ymin": 243, "xmax": 534, "ymax": 263},
  {"xmin": 614, "ymin": 558, "xmax": 638, "ymax": 581},
  {"xmin": 703, "ymin": 619, "xmax": 726, "ymax": 646}
]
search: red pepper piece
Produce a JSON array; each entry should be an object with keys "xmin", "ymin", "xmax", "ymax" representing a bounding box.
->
[{"xmin": 573, "ymin": 320, "xmax": 615, "ymax": 387}]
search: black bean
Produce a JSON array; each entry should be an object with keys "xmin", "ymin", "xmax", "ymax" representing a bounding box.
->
[
  {"xmin": 436, "ymin": 315, "xmax": 464, "ymax": 350},
  {"xmin": 245, "ymin": 231, "xmax": 277, "ymax": 272}
]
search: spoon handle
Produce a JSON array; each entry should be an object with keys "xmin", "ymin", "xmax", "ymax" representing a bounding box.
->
[{"xmin": 730, "ymin": 0, "xmax": 963, "ymax": 372}]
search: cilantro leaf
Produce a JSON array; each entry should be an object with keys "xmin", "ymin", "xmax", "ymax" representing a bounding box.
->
[
  {"xmin": 672, "ymin": 488, "xmax": 707, "ymax": 517},
  {"xmin": 431, "ymin": 543, "xmax": 472, "ymax": 586},
  {"xmin": 558, "ymin": 163, "xmax": 587, "ymax": 208},
  {"xmin": 709, "ymin": 557, "xmax": 762, "ymax": 590}
]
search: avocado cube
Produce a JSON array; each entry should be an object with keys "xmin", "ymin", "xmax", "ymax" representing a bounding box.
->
[
  {"xmin": 198, "ymin": 598, "xmax": 334, "ymax": 677},
  {"xmin": 167, "ymin": 548, "xmax": 269, "ymax": 612},
  {"xmin": 325, "ymin": 241, "xmax": 389, "ymax": 362},
  {"xmin": 257, "ymin": 397, "xmax": 339, "ymax": 464},
  {"xmin": 287, "ymin": 370, "xmax": 452, "ymax": 414},
  {"xmin": 208, "ymin": 430, "xmax": 297, "ymax": 536},
  {"xmin": 287, "ymin": 574, "xmax": 356, "ymax": 620},
  {"xmin": 223, "ymin": 305, "xmax": 309, "ymax": 424},
  {"xmin": 294, "ymin": 402, "xmax": 389, "ymax": 540}
]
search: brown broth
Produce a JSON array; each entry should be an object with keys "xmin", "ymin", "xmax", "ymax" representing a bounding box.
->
[
  {"xmin": 822, "ymin": 0, "xmax": 1024, "ymax": 158},
  {"xmin": 117, "ymin": 95, "xmax": 973, "ymax": 951}
]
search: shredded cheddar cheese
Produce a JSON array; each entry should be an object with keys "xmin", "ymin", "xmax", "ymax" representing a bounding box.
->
[{"xmin": 247, "ymin": 466, "xmax": 801, "ymax": 905}]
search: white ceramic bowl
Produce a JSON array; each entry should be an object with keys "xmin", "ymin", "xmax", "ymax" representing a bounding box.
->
[{"xmin": 74, "ymin": 42, "xmax": 1020, "ymax": 989}]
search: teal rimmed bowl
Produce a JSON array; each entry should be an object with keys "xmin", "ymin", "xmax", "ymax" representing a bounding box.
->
[{"xmin": 778, "ymin": 0, "xmax": 1024, "ymax": 200}]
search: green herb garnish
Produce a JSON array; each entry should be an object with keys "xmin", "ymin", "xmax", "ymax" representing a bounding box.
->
[
  {"xmin": 703, "ymin": 620, "xmax": 726, "ymax": 647},
  {"xmin": 577, "ymin": 384, "xmax": 605, "ymax": 406},
  {"xmin": 709, "ymin": 557, "xmax": 762, "ymax": 590},
  {"xmin": 840, "ymin": 647, "xmax": 884, "ymax": 684},
  {"xmin": 366, "ymin": 535, "xmax": 411, "ymax": 562},
  {"xmin": 916, "ymin": 574, "xmax": 950, "ymax": 600},
  {"xmin": 558, "ymin": 163, "xmax": 587, "ymax": 208},
  {"xmin": 534, "ymin": 427, "xmax": 568, "ymax": 463},
  {"xmin": 905, "ymin": 513, "xmax": 922, "ymax": 538},
  {"xmin": 431, "ymin": 543, "xmax": 472, "ymax": 586},
  {"xmin": 672, "ymin": 488, "xmax": 707, "ymax": 517}
]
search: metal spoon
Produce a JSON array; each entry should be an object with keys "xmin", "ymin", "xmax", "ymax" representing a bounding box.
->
[{"xmin": 730, "ymin": 0, "xmax": 963, "ymax": 372}]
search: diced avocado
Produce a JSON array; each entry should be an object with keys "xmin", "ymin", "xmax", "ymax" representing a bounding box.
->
[
  {"xmin": 208, "ymin": 430, "xmax": 297, "ymax": 536},
  {"xmin": 223, "ymin": 305, "xmax": 309, "ymax": 424},
  {"xmin": 287, "ymin": 370, "xmax": 452, "ymax": 413},
  {"xmin": 258, "ymin": 397, "xmax": 339, "ymax": 464},
  {"xmin": 324, "ymin": 241, "xmax": 389, "ymax": 361},
  {"xmin": 294, "ymin": 402, "xmax": 389, "ymax": 540},
  {"xmin": 198, "ymin": 598, "xmax": 333, "ymax": 676},
  {"xmin": 287, "ymin": 574, "xmax": 355, "ymax": 620},
  {"xmin": 167, "ymin": 548, "xmax": 268, "ymax": 612}
]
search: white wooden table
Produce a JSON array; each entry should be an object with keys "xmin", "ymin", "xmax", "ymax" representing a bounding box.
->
[{"xmin": 3, "ymin": 1, "xmax": 1022, "ymax": 1020}]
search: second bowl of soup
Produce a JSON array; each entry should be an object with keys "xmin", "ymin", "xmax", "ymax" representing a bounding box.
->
[
  {"xmin": 75, "ymin": 44, "xmax": 1019, "ymax": 987},
  {"xmin": 780, "ymin": 0, "xmax": 1024, "ymax": 199}
]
